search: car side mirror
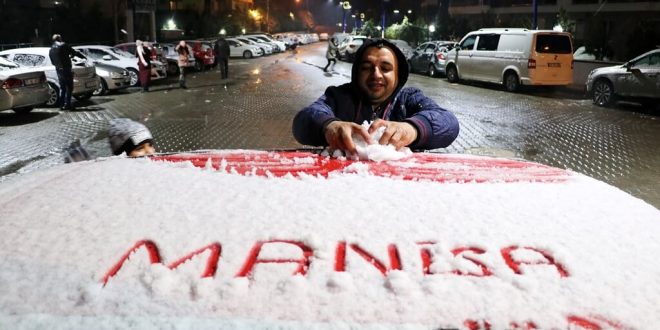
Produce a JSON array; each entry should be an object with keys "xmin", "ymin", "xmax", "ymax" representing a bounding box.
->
[{"xmin": 103, "ymin": 55, "xmax": 113, "ymax": 61}]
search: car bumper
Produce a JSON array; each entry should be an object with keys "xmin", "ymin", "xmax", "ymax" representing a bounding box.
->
[
  {"xmin": 0, "ymin": 82, "xmax": 50, "ymax": 110},
  {"xmin": 106, "ymin": 76, "xmax": 131, "ymax": 91},
  {"xmin": 73, "ymin": 76, "xmax": 99, "ymax": 95}
]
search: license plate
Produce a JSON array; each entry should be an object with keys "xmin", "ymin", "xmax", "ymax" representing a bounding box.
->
[
  {"xmin": 548, "ymin": 63, "xmax": 561, "ymax": 68},
  {"xmin": 85, "ymin": 81, "xmax": 97, "ymax": 88},
  {"xmin": 24, "ymin": 78, "xmax": 40, "ymax": 86}
]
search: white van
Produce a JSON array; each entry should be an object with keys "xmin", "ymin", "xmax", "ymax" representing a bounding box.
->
[{"xmin": 445, "ymin": 28, "xmax": 574, "ymax": 92}]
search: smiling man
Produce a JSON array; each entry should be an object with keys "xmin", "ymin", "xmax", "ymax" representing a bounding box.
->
[{"xmin": 293, "ymin": 38, "xmax": 459, "ymax": 153}]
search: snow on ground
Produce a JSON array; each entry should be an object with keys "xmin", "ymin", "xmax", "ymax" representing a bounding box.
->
[{"xmin": 0, "ymin": 150, "xmax": 659, "ymax": 329}]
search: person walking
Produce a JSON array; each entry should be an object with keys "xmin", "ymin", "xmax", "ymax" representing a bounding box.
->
[
  {"xmin": 48, "ymin": 34, "xmax": 84, "ymax": 110},
  {"xmin": 175, "ymin": 41, "xmax": 190, "ymax": 88},
  {"xmin": 323, "ymin": 37, "xmax": 339, "ymax": 73},
  {"xmin": 136, "ymin": 40, "xmax": 151, "ymax": 92},
  {"xmin": 214, "ymin": 37, "xmax": 230, "ymax": 79}
]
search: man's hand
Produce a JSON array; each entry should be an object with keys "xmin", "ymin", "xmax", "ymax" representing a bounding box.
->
[
  {"xmin": 324, "ymin": 121, "xmax": 372, "ymax": 154},
  {"xmin": 368, "ymin": 119, "xmax": 418, "ymax": 150}
]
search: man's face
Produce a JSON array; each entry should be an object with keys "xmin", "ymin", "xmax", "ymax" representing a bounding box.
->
[
  {"xmin": 357, "ymin": 46, "xmax": 398, "ymax": 105},
  {"xmin": 128, "ymin": 142, "xmax": 156, "ymax": 157}
]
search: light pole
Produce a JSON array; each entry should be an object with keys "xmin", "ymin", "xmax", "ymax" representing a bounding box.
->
[
  {"xmin": 341, "ymin": 1, "xmax": 351, "ymax": 33},
  {"xmin": 428, "ymin": 24, "xmax": 435, "ymax": 41}
]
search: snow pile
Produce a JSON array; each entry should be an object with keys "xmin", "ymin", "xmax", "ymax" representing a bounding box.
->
[{"xmin": 0, "ymin": 152, "xmax": 659, "ymax": 329}]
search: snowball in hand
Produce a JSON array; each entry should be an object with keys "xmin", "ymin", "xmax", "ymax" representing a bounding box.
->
[{"xmin": 351, "ymin": 121, "xmax": 412, "ymax": 162}]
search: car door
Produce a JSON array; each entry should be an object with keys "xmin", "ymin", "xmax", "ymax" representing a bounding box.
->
[
  {"xmin": 472, "ymin": 34, "xmax": 500, "ymax": 82},
  {"xmin": 455, "ymin": 35, "xmax": 477, "ymax": 79},
  {"xmin": 621, "ymin": 52, "xmax": 660, "ymax": 98}
]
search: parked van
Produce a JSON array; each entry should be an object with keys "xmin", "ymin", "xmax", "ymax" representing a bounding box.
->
[{"xmin": 445, "ymin": 28, "xmax": 574, "ymax": 92}]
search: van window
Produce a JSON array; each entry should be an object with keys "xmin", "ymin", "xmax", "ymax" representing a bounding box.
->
[
  {"xmin": 460, "ymin": 35, "xmax": 477, "ymax": 50},
  {"xmin": 535, "ymin": 35, "xmax": 572, "ymax": 54},
  {"xmin": 476, "ymin": 34, "xmax": 500, "ymax": 51},
  {"xmin": 497, "ymin": 34, "xmax": 526, "ymax": 52}
]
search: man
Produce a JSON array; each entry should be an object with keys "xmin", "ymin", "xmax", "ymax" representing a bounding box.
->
[
  {"xmin": 108, "ymin": 118, "xmax": 156, "ymax": 157},
  {"xmin": 292, "ymin": 39, "xmax": 459, "ymax": 153},
  {"xmin": 214, "ymin": 37, "xmax": 230, "ymax": 79},
  {"xmin": 48, "ymin": 34, "xmax": 84, "ymax": 110}
]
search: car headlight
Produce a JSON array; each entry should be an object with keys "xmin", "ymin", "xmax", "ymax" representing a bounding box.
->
[
  {"xmin": 110, "ymin": 71, "xmax": 123, "ymax": 78},
  {"xmin": 97, "ymin": 69, "xmax": 110, "ymax": 77}
]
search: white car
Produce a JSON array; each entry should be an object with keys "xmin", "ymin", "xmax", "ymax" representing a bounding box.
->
[
  {"xmin": 245, "ymin": 36, "xmax": 281, "ymax": 53},
  {"xmin": 74, "ymin": 45, "xmax": 167, "ymax": 87},
  {"xmin": 0, "ymin": 47, "xmax": 97, "ymax": 107},
  {"xmin": 338, "ymin": 35, "xmax": 367, "ymax": 61},
  {"xmin": 225, "ymin": 39, "xmax": 263, "ymax": 59},
  {"xmin": 233, "ymin": 37, "xmax": 273, "ymax": 55},
  {"xmin": 0, "ymin": 57, "xmax": 50, "ymax": 114},
  {"xmin": 249, "ymin": 34, "xmax": 286, "ymax": 52}
]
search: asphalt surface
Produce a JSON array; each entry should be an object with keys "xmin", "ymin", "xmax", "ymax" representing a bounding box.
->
[{"xmin": 1, "ymin": 42, "xmax": 659, "ymax": 210}]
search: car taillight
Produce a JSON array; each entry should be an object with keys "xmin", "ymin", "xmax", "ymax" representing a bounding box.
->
[
  {"xmin": 437, "ymin": 53, "xmax": 446, "ymax": 60},
  {"xmin": 1, "ymin": 78, "xmax": 23, "ymax": 89},
  {"xmin": 528, "ymin": 59, "xmax": 536, "ymax": 69}
]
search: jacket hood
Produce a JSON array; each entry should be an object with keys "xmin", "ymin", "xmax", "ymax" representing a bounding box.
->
[{"xmin": 350, "ymin": 38, "xmax": 409, "ymax": 100}]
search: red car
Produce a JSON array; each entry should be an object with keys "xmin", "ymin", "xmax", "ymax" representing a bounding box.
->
[{"xmin": 185, "ymin": 40, "xmax": 215, "ymax": 71}]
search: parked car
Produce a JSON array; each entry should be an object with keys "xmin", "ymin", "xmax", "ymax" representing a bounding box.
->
[
  {"xmin": 408, "ymin": 41, "xmax": 457, "ymax": 77},
  {"xmin": 0, "ymin": 57, "xmax": 50, "ymax": 114},
  {"xmin": 445, "ymin": 28, "xmax": 574, "ymax": 92},
  {"xmin": 245, "ymin": 36, "xmax": 281, "ymax": 53},
  {"xmin": 89, "ymin": 61, "xmax": 131, "ymax": 96},
  {"xmin": 272, "ymin": 33, "xmax": 299, "ymax": 49},
  {"xmin": 338, "ymin": 35, "xmax": 367, "ymax": 62},
  {"xmin": 388, "ymin": 39, "xmax": 415, "ymax": 60},
  {"xmin": 0, "ymin": 47, "xmax": 97, "ymax": 107},
  {"xmin": 233, "ymin": 37, "xmax": 273, "ymax": 55},
  {"xmin": 225, "ymin": 39, "xmax": 264, "ymax": 59},
  {"xmin": 74, "ymin": 45, "xmax": 167, "ymax": 87},
  {"xmin": 185, "ymin": 40, "xmax": 215, "ymax": 71},
  {"xmin": 248, "ymin": 35, "xmax": 286, "ymax": 52},
  {"xmin": 586, "ymin": 48, "xmax": 660, "ymax": 108},
  {"xmin": 160, "ymin": 43, "xmax": 195, "ymax": 75},
  {"xmin": 114, "ymin": 42, "xmax": 162, "ymax": 63}
]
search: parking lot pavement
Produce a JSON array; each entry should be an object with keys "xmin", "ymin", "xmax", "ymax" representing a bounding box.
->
[{"xmin": 0, "ymin": 42, "xmax": 659, "ymax": 209}]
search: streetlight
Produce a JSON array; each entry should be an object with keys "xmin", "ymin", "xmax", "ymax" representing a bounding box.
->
[
  {"xmin": 428, "ymin": 24, "xmax": 435, "ymax": 41},
  {"xmin": 341, "ymin": 1, "xmax": 351, "ymax": 33}
]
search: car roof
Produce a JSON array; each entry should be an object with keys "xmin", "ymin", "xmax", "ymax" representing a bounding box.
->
[{"xmin": 0, "ymin": 47, "xmax": 51, "ymax": 55}]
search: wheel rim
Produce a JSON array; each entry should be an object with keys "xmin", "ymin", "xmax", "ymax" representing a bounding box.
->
[
  {"xmin": 47, "ymin": 84, "xmax": 58, "ymax": 106},
  {"xmin": 128, "ymin": 70, "xmax": 138, "ymax": 86},
  {"xmin": 593, "ymin": 81, "xmax": 612, "ymax": 106},
  {"xmin": 93, "ymin": 80, "xmax": 105, "ymax": 96},
  {"xmin": 429, "ymin": 65, "xmax": 435, "ymax": 77},
  {"xmin": 447, "ymin": 67, "xmax": 456, "ymax": 81}
]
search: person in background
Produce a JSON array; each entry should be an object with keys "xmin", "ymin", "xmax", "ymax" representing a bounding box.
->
[
  {"xmin": 108, "ymin": 118, "xmax": 156, "ymax": 157},
  {"xmin": 292, "ymin": 38, "xmax": 459, "ymax": 154},
  {"xmin": 323, "ymin": 37, "xmax": 339, "ymax": 73},
  {"xmin": 136, "ymin": 40, "xmax": 151, "ymax": 92},
  {"xmin": 175, "ymin": 40, "xmax": 190, "ymax": 88},
  {"xmin": 214, "ymin": 37, "xmax": 230, "ymax": 79},
  {"xmin": 48, "ymin": 34, "xmax": 84, "ymax": 110}
]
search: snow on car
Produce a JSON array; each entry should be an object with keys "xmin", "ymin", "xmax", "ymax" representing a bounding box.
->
[{"xmin": 0, "ymin": 150, "xmax": 658, "ymax": 329}]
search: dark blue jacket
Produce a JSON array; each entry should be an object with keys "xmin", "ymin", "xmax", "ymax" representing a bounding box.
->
[{"xmin": 292, "ymin": 39, "xmax": 459, "ymax": 150}]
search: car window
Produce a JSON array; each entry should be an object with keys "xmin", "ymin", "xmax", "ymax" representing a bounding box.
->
[
  {"xmin": 634, "ymin": 53, "xmax": 660, "ymax": 67},
  {"xmin": 12, "ymin": 54, "xmax": 45, "ymax": 67},
  {"xmin": 476, "ymin": 34, "xmax": 500, "ymax": 51},
  {"xmin": 535, "ymin": 34, "xmax": 572, "ymax": 54},
  {"xmin": 88, "ymin": 48, "xmax": 116, "ymax": 60},
  {"xmin": 109, "ymin": 48, "xmax": 135, "ymax": 58},
  {"xmin": 228, "ymin": 40, "xmax": 241, "ymax": 47},
  {"xmin": 424, "ymin": 44, "xmax": 435, "ymax": 54},
  {"xmin": 0, "ymin": 56, "xmax": 19, "ymax": 69},
  {"xmin": 460, "ymin": 35, "xmax": 477, "ymax": 50}
]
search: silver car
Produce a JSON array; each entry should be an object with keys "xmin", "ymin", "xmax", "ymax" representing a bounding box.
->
[
  {"xmin": 0, "ymin": 47, "xmax": 97, "ymax": 107},
  {"xmin": 408, "ymin": 41, "xmax": 456, "ymax": 77},
  {"xmin": 586, "ymin": 48, "xmax": 660, "ymax": 108},
  {"xmin": 92, "ymin": 62, "xmax": 131, "ymax": 96},
  {"xmin": 0, "ymin": 57, "xmax": 50, "ymax": 114}
]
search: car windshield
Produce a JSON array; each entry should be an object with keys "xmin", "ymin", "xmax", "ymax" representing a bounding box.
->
[
  {"xmin": 535, "ymin": 34, "xmax": 572, "ymax": 54},
  {"xmin": 109, "ymin": 47, "xmax": 135, "ymax": 58}
]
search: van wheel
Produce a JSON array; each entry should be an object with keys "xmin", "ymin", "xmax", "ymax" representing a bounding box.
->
[
  {"xmin": 504, "ymin": 71, "xmax": 520, "ymax": 92},
  {"xmin": 446, "ymin": 65, "xmax": 459, "ymax": 83},
  {"xmin": 592, "ymin": 79, "xmax": 616, "ymax": 107},
  {"xmin": 428, "ymin": 64, "xmax": 436, "ymax": 77}
]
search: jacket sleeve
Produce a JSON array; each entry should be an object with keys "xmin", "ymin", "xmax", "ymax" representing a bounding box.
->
[
  {"xmin": 292, "ymin": 87, "xmax": 339, "ymax": 146},
  {"xmin": 402, "ymin": 88, "xmax": 460, "ymax": 150}
]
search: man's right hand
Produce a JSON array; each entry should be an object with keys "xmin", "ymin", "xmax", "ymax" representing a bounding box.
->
[{"xmin": 324, "ymin": 121, "xmax": 372, "ymax": 154}]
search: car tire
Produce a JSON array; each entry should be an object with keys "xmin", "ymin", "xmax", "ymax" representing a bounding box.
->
[
  {"xmin": 243, "ymin": 50, "xmax": 253, "ymax": 59},
  {"xmin": 592, "ymin": 79, "xmax": 616, "ymax": 107},
  {"xmin": 74, "ymin": 92, "xmax": 93, "ymax": 101},
  {"xmin": 127, "ymin": 68, "xmax": 139, "ymax": 87},
  {"xmin": 93, "ymin": 79, "xmax": 108, "ymax": 96},
  {"xmin": 46, "ymin": 82, "xmax": 60, "ymax": 107},
  {"xmin": 446, "ymin": 65, "xmax": 459, "ymax": 83},
  {"xmin": 428, "ymin": 64, "xmax": 436, "ymax": 77},
  {"xmin": 504, "ymin": 71, "xmax": 520, "ymax": 93},
  {"xmin": 12, "ymin": 106, "xmax": 34, "ymax": 115}
]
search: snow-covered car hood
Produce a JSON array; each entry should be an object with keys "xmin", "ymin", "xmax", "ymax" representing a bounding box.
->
[
  {"xmin": 590, "ymin": 64, "xmax": 627, "ymax": 76},
  {"xmin": 0, "ymin": 150, "xmax": 659, "ymax": 329}
]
